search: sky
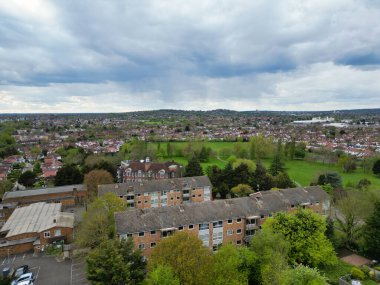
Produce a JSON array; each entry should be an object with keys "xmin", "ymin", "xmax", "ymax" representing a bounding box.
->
[{"xmin": 0, "ymin": 0, "xmax": 380, "ymax": 113}]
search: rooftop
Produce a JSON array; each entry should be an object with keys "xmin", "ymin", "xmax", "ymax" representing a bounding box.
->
[
  {"xmin": 0, "ymin": 202, "xmax": 74, "ymax": 238},
  {"xmin": 98, "ymin": 176, "xmax": 212, "ymax": 196},
  {"xmin": 2, "ymin": 184, "xmax": 84, "ymax": 200},
  {"xmin": 115, "ymin": 186, "xmax": 329, "ymax": 234}
]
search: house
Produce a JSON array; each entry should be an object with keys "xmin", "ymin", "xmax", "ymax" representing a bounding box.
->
[
  {"xmin": 119, "ymin": 158, "xmax": 183, "ymax": 182},
  {"xmin": 115, "ymin": 186, "xmax": 330, "ymax": 256},
  {"xmin": 0, "ymin": 202, "xmax": 74, "ymax": 256},
  {"xmin": 98, "ymin": 176, "xmax": 212, "ymax": 209}
]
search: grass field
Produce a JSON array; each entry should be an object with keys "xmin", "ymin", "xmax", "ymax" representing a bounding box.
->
[{"xmin": 153, "ymin": 141, "xmax": 380, "ymax": 190}]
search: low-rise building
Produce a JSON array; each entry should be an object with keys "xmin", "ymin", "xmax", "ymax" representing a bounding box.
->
[
  {"xmin": 115, "ymin": 186, "xmax": 330, "ymax": 256},
  {"xmin": 98, "ymin": 176, "xmax": 212, "ymax": 209},
  {"xmin": 0, "ymin": 202, "xmax": 74, "ymax": 256}
]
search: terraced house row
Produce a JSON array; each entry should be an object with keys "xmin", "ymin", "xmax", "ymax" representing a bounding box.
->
[
  {"xmin": 115, "ymin": 186, "xmax": 330, "ymax": 256},
  {"xmin": 98, "ymin": 176, "xmax": 212, "ymax": 209}
]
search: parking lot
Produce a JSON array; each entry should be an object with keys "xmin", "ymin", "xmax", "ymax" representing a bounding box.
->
[{"xmin": 0, "ymin": 252, "xmax": 89, "ymax": 285}]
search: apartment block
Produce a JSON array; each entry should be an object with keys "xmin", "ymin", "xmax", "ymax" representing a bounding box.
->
[
  {"xmin": 98, "ymin": 176, "xmax": 212, "ymax": 209},
  {"xmin": 115, "ymin": 186, "xmax": 330, "ymax": 256}
]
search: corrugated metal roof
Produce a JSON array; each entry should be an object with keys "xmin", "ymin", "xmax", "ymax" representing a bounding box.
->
[{"xmin": 0, "ymin": 202, "xmax": 74, "ymax": 238}]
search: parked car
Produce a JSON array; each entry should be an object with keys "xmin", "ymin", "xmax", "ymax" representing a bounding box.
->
[
  {"xmin": 12, "ymin": 265, "xmax": 29, "ymax": 279},
  {"xmin": 16, "ymin": 280, "xmax": 34, "ymax": 285},
  {"xmin": 11, "ymin": 272, "xmax": 34, "ymax": 285}
]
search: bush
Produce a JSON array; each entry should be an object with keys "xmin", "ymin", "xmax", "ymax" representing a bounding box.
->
[{"xmin": 351, "ymin": 267, "xmax": 365, "ymax": 280}]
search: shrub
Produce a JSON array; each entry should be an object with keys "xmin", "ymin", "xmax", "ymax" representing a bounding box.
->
[{"xmin": 351, "ymin": 267, "xmax": 365, "ymax": 280}]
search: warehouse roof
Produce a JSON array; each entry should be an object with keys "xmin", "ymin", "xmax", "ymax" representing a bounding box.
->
[
  {"xmin": 0, "ymin": 202, "xmax": 74, "ymax": 238},
  {"xmin": 2, "ymin": 184, "xmax": 84, "ymax": 200}
]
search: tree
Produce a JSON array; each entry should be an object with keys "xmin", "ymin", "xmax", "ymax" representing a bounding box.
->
[
  {"xmin": 336, "ymin": 191, "xmax": 375, "ymax": 249},
  {"xmin": 372, "ymin": 159, "xmax": 380, "ymax": 176},
  {"xmin": 284, "ymin": 265, "xmax": 328, "ymax": 285},
  {"xmin": 317, "ymin": 172, "xmax": 342, "ymax": 188},
  {"xmin": 231, "ymin": 184, "xmax": 253, "ymax": 197},
  {"xmin": 184, "ymin": 156, "xmax": 203, "ymax": 177},
  {"xmin": 55, "ymin": 165, "xmax": 83, "ymax": 186},
  {"xmin": 272, "ymin": 172, "xmax": 295, "ymax": 189},
  {"xmin": 294, "ymin": 142, "xmax": 307, "ymax": 159},
  {"xmin": 269, "ymin": 154, "xmax": 285, "ymax": 176},
  {"xmin": 145, "ymin": 265, "xmax": 180, "ymax": 285},
  {"xmin": 18, "ymin": 170, "xmax": 37, "ymax": 188},
  {"xmin": 264, "ymin": 209, "xmax": 338, "ymax": 267},
  {"xmin": 148, "ymin": 232, "xmax": 213, "ymax": 285},
  {"xmin": 84, "ymin": 169, "xmax": 114, "ymax": 199},
  {"xmin": 253, "ymin": 161, "xmax": 273, "ymax": 191},
  {"xmin": 212, "ymin": 243, "xmax": 257, "ymax": 285},
  {"xmin": 337, "ymin": 155, "xmax": 357, "ymax": 173},
  {"xmin": 232, "ymin": 163, "xmax": 252, "ymax": 186},
  {"xmin": 33, "ymin": 162, "xmax": 42, "ymax": 175},
  {"xmin": 198, "ymin": 146, "xmax": 210, "ymax": 162},
  {"xmin": 357, "ymin": 178, "xmax": 371, "ymax": 191},
  {"xmin": 86, "ymin": 238, "xmax": 145, "ymax": 285},
  {"xmin": 250, "ymin": 231, "xmax": 290, "ymax": 285},
  {"xmin": 0, "ymin": 180, "xmax": 13, "ymax": 198},
  {"xmin": 363, "ymin": 201, "xmax": 380, "ymax": 259},
  {"xmin": 76, "ymin": 193, "xmax": 127, "ymax": 248},
  {"xmin": 249, "ymin": 135, "xmax": 274, "ymax": 160}
]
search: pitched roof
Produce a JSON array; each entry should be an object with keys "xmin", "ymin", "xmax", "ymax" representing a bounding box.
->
[
  {"xmin": 115, "ymin": 186, "xmax": 329, "ymax": 234},
  {"xmin": 0, "ymin": 202, "xmax": 74, "ymax": 238},
  {"xmin": 2, "ymin": 184, "xmax": 84, "ymax": 200},
  {"xmin": 98, "ymin": 176, "xmax": 212, "ymax": 196}
]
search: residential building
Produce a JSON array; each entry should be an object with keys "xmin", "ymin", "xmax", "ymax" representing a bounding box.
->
[
  {"xmin": 118, "ymin": 158, "xmax": 183, "ymax": 182},
  {"xmin": 98, "ymin": 176, "xmax": 212, "ymax": 209},
  {"xmin": 0, "ymin": 202, "xmax": 74, "ymax": 256},
  {"xmin": 115, "ymin": 186, "xmax": 330, "ymax": 256}
]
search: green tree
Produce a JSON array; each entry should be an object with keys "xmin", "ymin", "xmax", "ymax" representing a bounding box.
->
[
  {"xmin": 33, "ymin": 162, "xmax": 42, "ymax": 175},
  {"xmin": 250, "ymin": 231, "xmax": 290, "ymax": 285},
  {"xmin": 55, "ymin": 165, "xmax": 83, "ymax": 186},
  {"xmin": 284, "ymin": 265, "xmax": 328, "ymax": 285},
  {"xmin": 145, "ymin": 265, "xmax": 180, "ymax": 285},
  {"xmin": 372, "ymin": 159, "xmax": 380, "ymax": 176},
  {"xmin": 264, "ymin": 209, "xmax": 338, "ymax": 267},
  {"xmin": 0, "ymin": 180, "xmax": 13, "ymax": 198},
  {"xmin": 184, "ymin": 156, "xmax": 203, "ymax": 177},
  {"xmin": 294, "ymin": 142, "xmax": 307, "ymax": 159},
  {"xmin": 363, "ymin": 201, "xmax": 380, "ymax": 259},
  {"xmin": 18, "ymin": 170, "xmax": 37, "ymax": 188},
  {"xmin": 337, "ymin": 155, "xmax": 357, "ymax": 173},
  {"xmin": 272, "ymin": 172, "xmax": 295, "ymax": 189},
  {"xmin": 86, "ymin": 238, "xmax": 145, "ymax": 285},
  {"xmin": 253, "ymin": 161, "xmax": 273, "ymax": 191},
  {"xmin": 231, "ymin": 184, "xmax": 253, "ymax": 197},
  {"xmin": 84, "ymin": 169, "xmax": 114, "ymax": 199},
  {"xmin": 249, "ymin": 135, "xmax": 274, "ymax": 160},
  {"xmin": 148, "ymin": 232, "xmax": 213, "ymax": 285},
  {"xmin": 269, "ymin": 154, "xmax": 285, "ymax": 176},
  {"xmin": 76, "ymin": 193, "xmax": 127, "ymax": 248},
  {"xmin": 212, "ymin": 243, "xmax": 257, "ymax": 285},
  {"xmin": 356, "ymin": 178, "xmax": 371, "ymax": 191},
  {"xmin": 335, "ymin": 191, "xmax": 373, "ymax": 249},
  {"xmin": 232, "ymin": 159, "xmax": 255, "ymax": 172},
  {"xmin": 317, "ymin": 172, "xmax": 342, "ymax": 188},
  {"xmin": 232, "ymin": 163, "xmax": 252, "ymax": 186}
]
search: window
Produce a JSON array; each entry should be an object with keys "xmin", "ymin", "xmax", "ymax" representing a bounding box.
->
[
  {"xmin": 237, "ymin": 229, "xmax": 242, "ymax": 234},
  {"xmin": 237, "ymin": 218, "xmax": 242, "ymax": 223},
  {"xmin": 54, "ymin": 229, "xmax": 61, "ymax": 237},
  {"xmin": 291, "ymin": 204, "xmax": 295, "ymax": 208},
  {"xmin": 178, "ymin": 225, "xmax": 184, "ymax": 231},
  {"xmin": 227, "ymin": 229, "xmax": 233, "ymax": 236},
  {"xmin": 138, "ymin": 201, "xmax": 142, "ymax": 204},
  {"xmin": 236, "ymin": 240, "xmax": 242, "ymax": 245},
  {"xmin": 198, "ymin": 194, "xmax": 202, "ymax": 197},
  {"xmin": 137, "ymin": 194, "xmax": 141, "ymax": 197},
  {"xmin": 127, "ymin": 233, "xmax": 132, "ymax": 238},
  {"xmin": 260, "ymin": 215, "xmax": 265, "ymax": 219},
  {"xmin": 138, "ymin": 232, "xmax": 144, "ymax": 237},
  {"xmin": 316, "ymin": 201, "xmax": 320, "ymax": 205},
  {"xmin": 144, "ymin": 200, "xmax": 148, "ymax": 204},
  {"xmin": 138, "ymin": 244, "xmax": 145, "ymax": 250},
  {"xmin": 199, "ymin": 223, "xmax": 209, "ymax": 230},
  {"xmin": 212, "ymin": 221, "xmax": 223, "ymax": 228},
  {"xmin": 150, "ymin": 230, "xmax": 156, "ymax": 235},
  {"xmin": 227, "ymin": 219, "xmax": 233, "ymax": 224},
  {"xmin": 150, "ymin": 242, "xmax": 156, "ymax": 248},
  {"xmin": 189, "ymin": 224, "xmax": 194, "ymax": 230},
  {"xmin": 44, "ymin": 231, "xmax": 50, "ymax": 238},
  {"xmin": 269, "ymin": 213, "xmax": 273, "ymax": 217}
]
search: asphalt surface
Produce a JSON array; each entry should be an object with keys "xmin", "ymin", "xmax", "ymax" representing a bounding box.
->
[{"xmin": 0, "ymin": 252, "xmax": 89, "ymax": 285}]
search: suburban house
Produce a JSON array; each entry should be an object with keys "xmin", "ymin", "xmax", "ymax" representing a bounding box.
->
[
  {"xmin": 98, "ymin": 176, "xmax": 212, "ymax": 209},
  {"xmin": 115, "ymin": 186, "xmax": 330, "ymax": 256},
  {"xmin": 0, "ymin": 202, "xmax": 74, "ymax": 256},
  {"xmin": 118, "ymin": 158, "xmax": 183, "ymax": 182}
]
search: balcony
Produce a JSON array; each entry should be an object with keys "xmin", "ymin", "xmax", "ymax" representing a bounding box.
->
[{"xmin": 245, "ymin": 224, "xmax": 259, "ymax": 230}]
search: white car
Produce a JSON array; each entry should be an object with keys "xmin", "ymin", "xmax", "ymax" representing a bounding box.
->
[
  {"xmin": 16, "ymin": 281, "xmax": 34, "ymax": 285},
  {"xmin": 11, "ymin": 272, "xmax": 34, "ymax": 285}
]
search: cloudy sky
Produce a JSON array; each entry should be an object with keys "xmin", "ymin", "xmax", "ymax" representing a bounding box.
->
[{"xmin": 0, "ymin": 0, "xmax": 380, "ymax": 113}]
